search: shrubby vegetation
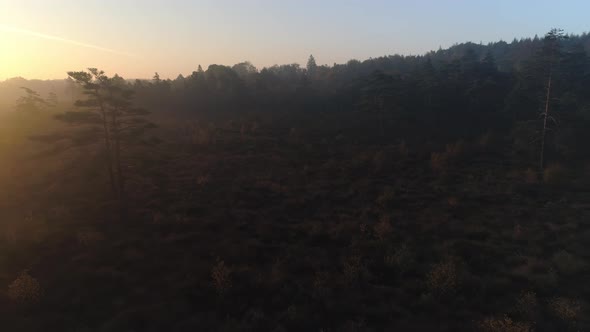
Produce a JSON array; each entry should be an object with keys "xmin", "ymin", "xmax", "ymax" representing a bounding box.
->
[{"xmin": 0, "ymin": 30, "xmax": 589, "ymax": 331}]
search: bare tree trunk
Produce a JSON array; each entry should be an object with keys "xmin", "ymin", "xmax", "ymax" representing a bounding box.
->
[
  {"xmin": 96, "ymin": 91, "xmax": 117, "ymax": 195},
  {"xmin": 540, "ymin": 72, "xmax": 552, "ymax": 172},
  {"xmin": 109, "ymin": 99, "xmax": 127, "ymax": 219},
  {"xmin": 112, "ymin": 115, "xmax": 125, "ymax": 199},
  {"xmin": 374, "ymin": 96, "xmax": 385, "ymax": 140},
  {"xmin": 379, "ymin": 101, "xmax": 385, "ymax": 139},
  {"xmin": 108, "ymin": 100, "xmax": 126, "ymax": 217}
]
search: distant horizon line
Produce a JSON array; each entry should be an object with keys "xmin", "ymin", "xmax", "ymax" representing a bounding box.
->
[{"xmin": 2, "ymin": 29, "xmax": 588, "ymax": 82}]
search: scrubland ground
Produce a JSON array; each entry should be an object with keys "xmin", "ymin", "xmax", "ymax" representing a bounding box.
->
[{"xmin": 1, "ymin": 110, "xmax": 589, "ymax": 331}]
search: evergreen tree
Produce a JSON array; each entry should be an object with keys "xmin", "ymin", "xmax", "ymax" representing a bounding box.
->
[
  {"xmin": 306, "ymin": 54, "xmax": 318, "ymax": 79},
  {"xmin": 55, "ymin": 68, "xmax": 155, "ymax": 210},
  {"xmin": 16, "ymin": 87, "xmax": 49, "ymax": 113}
]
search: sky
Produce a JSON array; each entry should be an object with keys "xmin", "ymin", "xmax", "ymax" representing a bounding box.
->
[{"xmin": 0, "ymin": 0, "xmax": 588, "ymax": 80}]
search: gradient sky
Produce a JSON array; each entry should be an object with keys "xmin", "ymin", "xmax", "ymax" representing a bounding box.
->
[{"xmin": 0, "ymin": 0, "xmax": 588, "ymax": 80}]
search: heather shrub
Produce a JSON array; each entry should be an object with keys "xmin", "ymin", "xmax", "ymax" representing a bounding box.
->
[
  {"xmin": 342, "ymin": 255, "xmax": 363, "ymax": 285},
  {"xmin": 431, "ymin": 140, "xmax": 466, "ymax": 173},
  {"xmin": 478, "ymin": 316, "xmax": 532, "ymax": 332},
  {"xmin": 372, "ymin": 150, "xmax": 386, "ymax": 173},
  {"xmin": 211, "ymin": 259, "xmax": 232, "ymax": 295},
  {"xmin": 269, "ymin": 259, "xmax": 285, "ymax": 285},
  {"xmin": 516, "ymin": 291, "xmax": 538, "ymax": 319},
  {"xmin": 373, "ymin": 215, "xmax": 393, "ymax": 240},
  {"xmin": 549, "ymin": 297, "xmax": 581, "ymax": 323},
  {"xmin": 376, "ymin": 187, "xmax": 395, "ymax": 208},
  {"xmin": 312, "ymin": 271, "xmax": 330, "ymax": 299},
  {"xmin": 447, "ymin": 196, "xmax": 459, "ymax": 208},
  {"xmin": 196, "ymin": 174, "xmax": 211, "ymax": 186},
  {"xmin": 76, "ymin": 230, "xmax": 104, "ymax": 246},
  {"xmin": 551, "ymin": 250, "xmax": 585, "ymax": 275},
  {"xmin": 399, "ymin": 140, "xmax": 409, "ymax": 158},
  {"xmin": 7, "ymin": 271, "xmax": 42, "ymax": 304},
  {"xmin": 523, "ymin": 168, "xmax": 538, "ymax": 184},
  {"xmin": 445, "ymin": 140, "xmax": 465, "ymax": 158},
  {"xmin": 543, "ymin": 163, "xmax": 568, "ymax": 184},
  {"xmin": 478, "ymin": 131, "xmax": 493, "ymax": 147},
  {"xmin": 430, "ymin": 152, "xmax": 448, "ymax": 172},
  {"xmin": 427, "ymin": 259, "xmax": 458, "ymax": 295},
  {"xmin": 384, "ymin": 244, "xmax": 412, "ymax": 273}
]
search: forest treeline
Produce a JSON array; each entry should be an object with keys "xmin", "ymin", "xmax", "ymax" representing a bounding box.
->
[
  {"xmin": 4, "ymin": 30, "xmax": 590, "ymax": 165},
  {"xmin": 135, "ymin": 31, "xmax": 590, "ymax": 168}
]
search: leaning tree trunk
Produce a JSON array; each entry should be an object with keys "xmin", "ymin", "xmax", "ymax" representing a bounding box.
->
[
  {"xmin": 540, "ymin": 71, "xmax": 552, "ymax": 172},
  {"xmin": 96, "ymin": 92, "xmax": 117, "ymax": 195},
  {"xmin": 110, "ymin": 107, "xmax": 127, "ymax": 218}
]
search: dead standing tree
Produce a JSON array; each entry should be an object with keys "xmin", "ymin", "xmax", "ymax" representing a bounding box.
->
[{"xmin": 539, "ymin": 29, "xmax": 566, "ymax": 172}]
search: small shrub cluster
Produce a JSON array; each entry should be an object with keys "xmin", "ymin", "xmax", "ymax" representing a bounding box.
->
[
  {"xmin": 312, "ymin": 271, "xmax": 330, "ymax": 299},
  {"xmin": 478, "ymin": 131, "xmax": 493, "ymax": 147},
  {"xmin": 447, "ymin": 196, "xmax": 459, "ymax": 208},
  {"xmin": 523, "ymin": 168, "xmax": 538, "ymax": 184},
  {"xmin": 551, "ymin": 250, "xmax": 585, "ymax": 275},
  {"xmin": 549, "ymin": 297, "xmax": 581, "ymax": 323},
  {"xmin": 211, "ymin": 260, "xmax": 232, "ymax": 295},
  {"xmin": 185, "ymin": 123, "xmax": 217, "ymax": 146},
  {"xmin": 7, "ymin": 271, "xmax": 42, "ymax": 304},
  {"xmin": 196, "ymin": 174, "xmax": 211, "ymax": 186},
  {"xmin": 151, "ymin": 212, "xmax": 191, "ymax": 225},
  {"xmin": 430, "ymin": 152, "xmax": 449, "ymax": 173},
  {"xmin": 76, "ymin": 230, "xmax": 105, "ymax": 246},
  {"xmin": 513, "ymin": 224, "xmax": 524, "ymax": 240},
  {"xmin": 431, "ymin": 140, "xmax": 465, "ymax": 173},
  {"xmin": 286, "ymin": 305, "xmax": 298, "ymax": 321},
  {"xmin": 1, "ymin": 225, "xmax": 17, "ymax": 244},
  {"xmin": 478, "ymin": 316, "xmax": 532, "ymax": 332},
  {"xmin": 342, "ymin": 255, "xmax": 363, "ymax": 285},
  {"xmin": 543, "ymin": 163, "xmax": 568, "ymax": 185},
  {"xmin": 373, "ymin": 215, "xmax": 393, "ymax": 240},
  {"xmin": 445, "ymin": 141, "xmax": 465, "ymax": 158},
  {"xmin": 372, "ymin": 151, "xmax": 386, "ymax": 173},
  {"xmin": 516, "ymin": 291, "xmax": 537, "ymax": 319},
  {"xmin": 151, "ymin": 212, "xmax": 165, "ymax": 225},
  {"xmin": 269, "ymin": 259, "xmax": 285, "ymax": 285},
  {"xmin": 426, "ymin": 259, "xmax": 458, "ymax": 295},
  {"xmin": 50, "ymin": 205, "xmax": 71, "ymax": 218},
  {"xmin": 359, "ymin": 222, "xmax": 368, "ymax": 235},
  {"xmin": 384, "ymin": 244, "xmax": 412, "ymax": 273},
  {"xmin": 341, "ymin": 318, "xmax": 368, "ymax": 332},
  {"xmin": 255, "ymin": 180, "xmax": 288, "ymax": 194},
  {"xmin": 376, "ymin": 187, "xmax": 395, "ymax": 208},
  {"xmin": 399, "ymin": 140, "xmax": 409, "ymax": 158}
]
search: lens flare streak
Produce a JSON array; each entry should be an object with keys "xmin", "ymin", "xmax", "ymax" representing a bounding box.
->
[{"xmin": 0, "ymin": 25, "xmax": 135, "ymax": 57}]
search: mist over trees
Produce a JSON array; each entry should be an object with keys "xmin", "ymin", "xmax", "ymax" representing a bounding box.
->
[
  {"xmin": 122, "ymin": 31, "xmax": 588, "ymax": 171},
  {"xmin": 3, "ymin": 31, "xmax": 590, "ymax": 171},
  {"xmin": 2, "ymin": 29, "xmax": 590, "ymax": 331}
]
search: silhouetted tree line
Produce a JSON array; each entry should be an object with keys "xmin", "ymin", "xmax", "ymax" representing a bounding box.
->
[
  {"xmin": 14, "ymin": 30, "xmax": 590, "ymax": 177},
  {"xmin": 128, "ymin": 33, "xmax": 587, "ymax": 108},
  {"xmin": 124, "ymin": 32, "xmax": 590, "ymax": 164}
]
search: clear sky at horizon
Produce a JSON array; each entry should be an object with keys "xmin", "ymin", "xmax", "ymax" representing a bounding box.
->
[{"xmin": 0, "ymin": 0, "xmax": 588, "ymax": 80}]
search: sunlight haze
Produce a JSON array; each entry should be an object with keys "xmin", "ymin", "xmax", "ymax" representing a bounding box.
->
[{"xmin": 2, "ymin": 1, "xmax": 590, "ymax": 330}]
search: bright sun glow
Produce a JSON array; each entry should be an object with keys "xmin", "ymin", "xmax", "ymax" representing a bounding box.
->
[{"xmin": 0, "ymin": 24, "xmax": 137, "ymax": 80}]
